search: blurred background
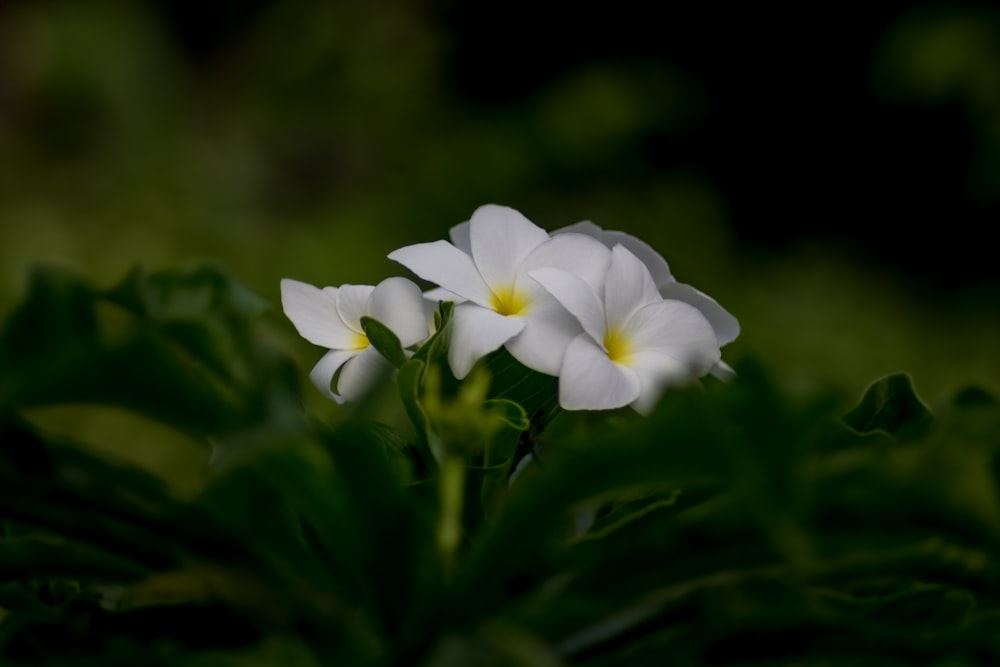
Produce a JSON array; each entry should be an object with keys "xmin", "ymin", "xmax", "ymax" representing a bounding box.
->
[{"xmin": 2, "ymin": 0, "xmax": 999, "ymax": 486}]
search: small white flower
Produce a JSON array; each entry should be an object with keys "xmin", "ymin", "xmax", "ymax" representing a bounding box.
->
[
  {"xmin": 554, "ymin": 221, "xmax": 740, "ymax": 380},
  {"xmin": 531, "ymin": 245, "xmax": 720, "ymax": 414},
  {"xmin": 388, "ymin": 204, "xmax": 610, "ymax": 379},
  {"xmin": 281, "ymin": 277, "xmax": 429, "ymax": 402}
]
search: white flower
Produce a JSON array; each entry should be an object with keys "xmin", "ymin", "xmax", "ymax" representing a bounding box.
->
[
  {"xmin": 281, "ymin": 277, "xmax": 429, "ymax": 403},
  {"xmin": 388, "ymin": 204, "xmax": 610, "ymax": 379},
  {"xmin": 554, "ymin": 221, "xmax": 740, "ymax": 380},
  {"xmin": 531, "ymin": 245, "xmax": 720, "ymax": 414}
]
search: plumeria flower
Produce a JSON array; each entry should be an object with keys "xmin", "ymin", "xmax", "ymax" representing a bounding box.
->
[
  {"xmin": 281, "ymin": 277, "xmax": 429, "ymax": 403},
  {"xmin": 530, "ymin": 245, "xmax": 720, "ymax": 414},
  {"xmin": 554, "ymin": 220, "xmax": 740, "ymax": 380},
  {"xmin": 388, "ymin": 204, "xmax": 610, "ymax": 379}
]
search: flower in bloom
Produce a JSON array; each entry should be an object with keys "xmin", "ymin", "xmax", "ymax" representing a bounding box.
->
[
  {"xmin": 531, "ymin": 245, "xmax": 721, "ymax": 413},
  {"xmin": 554, "ymin": 221, "xmax": 740, "ymax": 380},
  {"xmin": 388, "ymin": 204, "xmax": 610, "ymax": 379},
  {"xmin": 281, "ymin": 277, "xmax": 429, "ymax": 402}
]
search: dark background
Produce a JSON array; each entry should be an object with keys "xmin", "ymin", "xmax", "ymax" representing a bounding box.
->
[{"xmin": 155, "ymin": 0, "xmax": 1000, "ymax": 287}]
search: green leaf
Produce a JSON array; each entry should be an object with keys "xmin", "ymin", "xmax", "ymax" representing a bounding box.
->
[
  {"xmin": 0, "ymin": 266, "xmax": 96, "ymax": 368},
  {"xmin": 450, "ymin": 388, "xmax": 733, "ymax": 626},
  {"xmin": 315, "ymin": 421, "xmax": 439, "ymax": 649},
  {"xmin": 474, "ymin": 398, "xmax": 530, "ymax": 521},
  {"xmin": 398, "ymin": 358, "xmax": 435, "ymax": 470},
  {"xmin": 0, "ymin": 537, "xmax": 148, "ymax": 584},
  {"xmin": 483, "ymin": 398, "xmax": 531, "ymax": 437},
  {"xmin": 817, "ymin": 580, "xmax": 974, "ymax": 626},
  {"xmin": 952, "ymin": 385, "xmax": 998, "ymax": 409},
  {"xmin": 577, "ymin": 489, "xmax": 683, "ymax": 542},
  {"xmin": 178, "ymin": 638, "xmax": 324, "ymax": 667},
  {"xmin": 414, "ymin": 303, "xmax": 460, "ymax": 400},
  {"xmin": 484, "ymin": 348, "xmax": 559, "ymax": 432},
  {"xmin": 360, "ymin": 316, "xmax": 407, "ymax": 369},
  {"xmin": 0, "ymin": 264, "xmax": 299, "ymax": 438},
  {"xmin": 396, "ymin": 301, "xmax": 459, "ymax": 466},
  {"xmin": 843, "ymin": 373, "xmax": 932, "ymax": 438},
  {"xmin": 0, "ymin": 581, "xmax": 61, "ymax": 615},
  {"xmin": 357, "ymin": 419, "xmax": 410, "ymax": 454},
  {"xmin": 412, "ymin": 301, "xmax": 455, "ymax": 365},
  {"xmin": 107, "ymin": 263, "xmax": 270, "ymax": 388},
  {"xmin": 0, "ymin": 418, "xmax": 189, "ymax": 570},
  {"xmin": 422, "ymin": 622, "xmax": 559, "ymax": 667}
]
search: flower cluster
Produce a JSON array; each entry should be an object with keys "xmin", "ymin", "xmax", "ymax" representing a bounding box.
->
[{"xmin": 282, "ymin": 204, "xmax": 738, "ymax": 413}]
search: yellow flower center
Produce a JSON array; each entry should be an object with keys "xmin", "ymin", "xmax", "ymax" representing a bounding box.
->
[
  {"xmin": 489, "ymin": 285, "xmax": 529, "ymax": 316},
  {"xmin": 350, "ymin": 331, "xmax": 370, "ymax": 351},
  {"xmin": 603, "ymin": 327, "xmax": 634, "ymax": 364}
]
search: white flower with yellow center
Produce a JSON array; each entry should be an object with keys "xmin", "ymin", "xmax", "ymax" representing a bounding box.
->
[
  {"xmin": 388, "ymin": 204, "xmax": 610, "ymax": 379},
  {"xmin": 554, "ymin": 220, "xmax": 740, "ymax": 380},
  {"xmin": 281, "ymin": 277, "xmax": 429, "ymax": 403},
  {"xmin": 530, "ymin": 245, "xmax": 721, "ymax": 413}
]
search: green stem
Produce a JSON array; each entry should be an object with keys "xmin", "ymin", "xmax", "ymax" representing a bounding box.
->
[{"xmin": 437, "ymin": 454, "xmax": 466, "ymax": 577}]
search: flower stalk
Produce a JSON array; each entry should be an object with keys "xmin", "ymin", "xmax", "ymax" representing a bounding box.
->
[{"xmin": 437, "ymin": 453, "xmax": 466, "ymax": 578}]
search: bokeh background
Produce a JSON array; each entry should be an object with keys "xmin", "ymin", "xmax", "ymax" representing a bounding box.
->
[{"xmin": 2, "ymin": 0, "xmax": 999, "ymax": 487}]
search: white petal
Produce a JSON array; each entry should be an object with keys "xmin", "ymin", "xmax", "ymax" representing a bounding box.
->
[
  {"xmin": 626, "ymin": 350, "xmax": 694, "ymax": 415},
  {"xmin": 389, "ymin": 240, "xmax": 493, "ymax": 306},
  {"xmin": 449, "ymin": 220, "xmax": 472, "ymax": 254},
  {"xmin": 423, "ymin": 287, "xmax": 465, "ymax": 303},
  {"xmin": 624, "ymin": 300, "xmax": 720, "ymax": 376},
  {"xmin": 709, "ymin": 360, "xmax": 738, "ymax": 382},
  {"xmin": 604, "ymin": 245, "xmax": 663, "ymax": 327},
  {"xmin": 603, "ymin": 230, "xmax": 674, "ymax": 289},
  {"xmin": 309, "ymin": 348, "xmax": 356, "ymax": 403},
  {"xmin": 503, "ymin": 290, "xmax": 582, "ymax": 375},
  {"xmin": 449, "ymin": 304, "xmax": 525, "ymax": 379},
  {"xmin": 660, "ymin": 281, "xmax": 740, "ymax": 346},
  {"xmin": 337, "ymin": 346, "xmax": 391, "ymax": 402},
  {"xmin": 469, "ymin": 204, "xmax": 550, "ymax": 292},
  {"xmin": 281, "ymin": 279, "xmax": 362, "ymax": 350},
  {"xmin": 558, "ymin": 334, "xmax": 640, "ymax": 411},
  {"xmin": 528, "ymin": 267, "xmax": 605, "ymax": 343},
  {"xmin": 518, "ymin": 233, "xmax": 611, "ymax": 291},
  {"xmin": 368, "ymin": 277, "xmax": 430, "ymax": 347},
  {"xmin": 552, "ymin": 220, "xmax": 603, "ymax": 239},
  {"xmin": 422, "ymin": 296, "xmax": 440, "ymax": 335},
  {"xmin": 336, "ymin": 284, "xmax": 375, "ymax": 333},
  {"xmin": 554, "ymin": 222, "xmax": 676, "ymax": 289}
]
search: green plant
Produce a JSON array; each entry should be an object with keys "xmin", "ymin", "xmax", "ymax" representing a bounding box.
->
[{"xmin": 1, "ymin": 264, "xmax": 998, "ymax": 665}]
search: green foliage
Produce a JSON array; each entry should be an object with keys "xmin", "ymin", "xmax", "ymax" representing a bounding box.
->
[
  {"xmin": 2, "ymin": 264, "xmax": 1000, "ymax": 665},
  {"xmin": 360, "ymin": 316, "xmax": 407, "ymax": 370},
  {"xmin": 0, "ymin": 264, "xmax": 294, "ymax": 436},
  {"xmin": 843, "ymin": 372, "xmax": 932, "ymax": 438}
]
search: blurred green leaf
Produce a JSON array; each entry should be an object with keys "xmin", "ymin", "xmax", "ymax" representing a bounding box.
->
[
  {"xmin": 4, "ymin": 259, "xmax": 1000, "ymax": 665},
  {"xmin": 449, "ymin": 387, "xmax": 733, "ymax": 627},
  {"xmin": 818, "ymin": 580, "xmax": 974, "ymax": 626},
  {"xmin": 0, "ymin": 537, "xmax": 147, "ymax": 584},
  {"xmin": 107, "ymin": 264, "xmax": 269, "ymax": 388},
  {"xmin": 177, "ymin": 638, "xmax": 324, "ymax": 667},
  {"xmin": 579, "ymin": 490, "xmax": 682, "ymax": 542},
  {"xmin": 953, "ymin": 385, "xmax": 998, "ymax": 409},
  {"xmin": 0, "ymin": 417, "xmax": 187, "ymax": 570},
  {"xmin": 843, "ymin": 373, "xmax": 932, "ymax": 438},
  {"xmin": 0, "ymin": 264, "xmax": 293, "ymax": 436},
  {"xmin": 315, "ymin": 421, "xmax": 440, "ymax": 661}
]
